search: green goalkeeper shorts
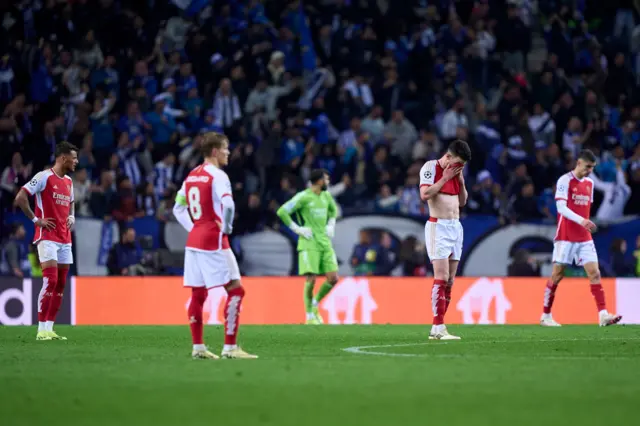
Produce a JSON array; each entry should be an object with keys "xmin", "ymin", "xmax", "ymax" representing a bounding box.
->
[{"xmin": 298, "ymin": 249, "xmax": 338, "ymax": 275}]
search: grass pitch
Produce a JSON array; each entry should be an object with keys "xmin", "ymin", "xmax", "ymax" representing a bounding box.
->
[{"xmin": 1, "ymin": 325, "xmax": 638, "ymax": 426}]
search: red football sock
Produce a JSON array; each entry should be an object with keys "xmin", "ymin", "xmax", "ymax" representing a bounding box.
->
[
  {"xmin": 590, "ymin": 283, "xmax": 607, "ymax": 312},
  {"xmin": 38, "ymin": 267, "xmax": 58, "ymax": 323},
  {"xmin": 444, "ymin": 280, "xmax": 453, "ymax": 314},
  {"xmin": 188, "ymin": 288, "xmax": 208, "ymax": 345},
  {"xmin": 431, "ymin": 279, "xmax": 446, "ymax": 325},
  {"xmin": 543, "ymin": 280, "xmax": 558, "ymax": 314},
  {"xmin": 224, "ymin": 286, "xmax": 245, "ymax": 345},
  {"xmin": 47, "ymin": 267, "xmax": 69, "ymax": 322}
]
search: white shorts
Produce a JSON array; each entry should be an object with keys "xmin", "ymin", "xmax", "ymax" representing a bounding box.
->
[
  {"xmin": 552, "ymin": 240, "xmax": 598, "ymax": 266},
  {"xmin": 184, "ymin": 248, "xmax": 240, "ymax": 289},
  {"xmin": 424, "ymin": 218, "xmax": 463, "ymax": 262},
  {"xmin": 36, "ymin": 240, "xmax": 73, "ymax": 264}
]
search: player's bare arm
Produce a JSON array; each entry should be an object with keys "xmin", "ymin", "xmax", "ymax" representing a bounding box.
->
[
  {"xmin": 457, "ymin": 172, "xmax": 468, "ymax": 207},
  {"xmin": 419, "ymin": 165, "xmax": 462, "ymax": 201},
  {"xmin": 13, "ymin": 189, "xmax": 56, "ymax": 230}
]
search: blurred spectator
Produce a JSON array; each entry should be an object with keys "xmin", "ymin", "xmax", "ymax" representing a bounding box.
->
[
  {"xmin": 609, "ymin": 238, "xmax": 635, "ymax": 277},
  {"xmin": 111, "ymin": 176, "xmax": 141, "ymax": 223},
  {"xmin": 351, "ymin": 230, "xmax": 376, "ymax": 276},
  {"xmin": 399, "ymin": 236, "xmax": 428, "ymax": 276},
  {"xmin": 510, "ymin": 180, "xmax": 543, "ymax": 221},
  {"xmin": 1, "ymin": 152, "xmax": 31, "ymax": 200},
  {"xmin": 592, "ymin": 162, "xmax": 632, "ymax": 222},
  {"xmin": 0, "ymin": 223, "xmax": 28, "ymax": 277},
  {"xmin": 467, "ymin": 170, "xmax": 501, "ymax": 215},
  {"xmin": 106, "ymin": 227, "xmax": 145, "ymax": 276},
  {"xmin": 507, "ymin": 249, "xmax": 541, "ymax": 277},
  {"xmin": 72, "ymin": 167, "xmax": 92, "ymax": 217}
]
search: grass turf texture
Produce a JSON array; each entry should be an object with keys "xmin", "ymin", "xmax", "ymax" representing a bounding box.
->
[{"xmin": 1, "ymin": 325, "xmax": 639, "ymax": 426}]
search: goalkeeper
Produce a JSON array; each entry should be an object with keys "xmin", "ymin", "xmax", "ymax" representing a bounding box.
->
[{"xmin": 277, "ymin": 169, "xmax": 339, "ymax": 324}]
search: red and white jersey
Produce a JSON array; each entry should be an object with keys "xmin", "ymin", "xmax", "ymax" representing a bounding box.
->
[
  {"xmin": 419, "ymin": 160, "xmax": 461, "ymax": 195},
  {"xmin": 178, "ymin": 163, "xmax": 232, "ymax": 251},
  {"xmin": 22, "ymin": 169, "xmax": 74, "ymax": 244},
  {"xmin": 554, "ymin": 172, "xmax": 594, "ymax": 242}
]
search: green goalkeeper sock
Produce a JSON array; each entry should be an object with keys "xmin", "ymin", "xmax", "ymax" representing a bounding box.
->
[
  {"xmin": 313, "ymin": 281, "xmax": 334, "ymax": 306},
  {"xmin": 304, "ymin": 280, "xmax": 315, "ymax": 313}
]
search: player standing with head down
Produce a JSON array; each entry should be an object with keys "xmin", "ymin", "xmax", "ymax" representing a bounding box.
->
[
  {"xmin": 173, "ymin": 132, "xmax": 257, "ymax": 359},
  {"xmin": 540, "ymin": 149, "xmax": 622, "ymax": 327},
  {"xmin": 276, "ymin": 169, "xmax": 339, "ymax": 324},
  {"xmin": 14, "ymin": 141, "xmax": 78, "ymax": 341},
  {"xmin": 419, "ymin": 140, "xmax": 471, "ymax": 340}
]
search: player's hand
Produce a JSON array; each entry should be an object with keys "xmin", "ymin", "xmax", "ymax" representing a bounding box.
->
[
  {"xmin": 296, "ymin": 227, "xmax": 313, "ymax": 240},
  {"xmin": 66, "ymin": 215, "xmax": 75, "ymax": 228},
  {"xmin": 443, "ymin": 164, "xmax": 463, "ymax": 182},
  {"xmin": 35, "ymin": 218, "xmax": 56, "ymax": 230},
  {"xmin": 581, "ymin": 219, "xmax": 597, "ymax": 233}
]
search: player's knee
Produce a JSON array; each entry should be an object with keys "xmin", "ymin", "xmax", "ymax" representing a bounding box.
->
[
  {"xmin": 446, "ymin": 277, "xmax": 454, "ymax": 287},
  {"xmin": 327, "ymin": 274, "xmax": 339, "ymax": 286},
  {"xmin": 192, "ymin": 287, "xmax": 208, "ymax": 305},
  {"xmin": 436, "ymin": 272, "xmax": 450, "ymax": 283},
  {"xmin": 588, "ymin": 270, "xmax": 601, "ymax": 283}
]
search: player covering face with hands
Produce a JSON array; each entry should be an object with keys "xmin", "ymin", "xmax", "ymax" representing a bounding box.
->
[
  {"xmin": 14, "ymin": 141, "xmax": 78, "ymax": 341},
  {"xmin": 277, "ymin": 169, "xmax": 340, "ymax": 324},
  {"xmin": 419, "ymin": 140, "xmax": 471, "ymax": 340},
  {"xmin": 173, "ymin": 132, "xmax": 257, "ymax": 359},
  {"xmin": 540, "ymin": 149, "xmax": 622, "ymax": 327}
]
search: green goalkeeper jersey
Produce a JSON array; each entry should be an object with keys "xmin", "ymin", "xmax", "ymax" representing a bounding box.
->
[{"xmin": 276, "ymin": 189, "xmax": 338, "ymax": 251}]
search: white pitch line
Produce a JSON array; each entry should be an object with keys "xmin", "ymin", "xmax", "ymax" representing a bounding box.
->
[{"xmin": 343, "ymin": 337, "xmax": 640, "ymax": 360}]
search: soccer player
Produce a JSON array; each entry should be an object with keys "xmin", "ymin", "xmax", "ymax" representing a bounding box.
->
[
  {"xmin": 14, "ymin": 141, "xmax": 78, "ymax": 341},
  {"xmin": 172, "ymin": 132, "xmax": 257, "ymax": 359},
  {"xmin": 276, "ymin": 169, "xmax": 339, "ymax": 324},
  {"xmin": 540, "ymin": 149, "xmax": 622, "ymax": 327},
  {"xmin": 419, "ymin": 140, "xmax": 471, "ymax": 340}
]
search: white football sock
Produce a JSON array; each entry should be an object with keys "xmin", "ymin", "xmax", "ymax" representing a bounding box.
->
[
  {"xmin": 223, "ymin": 344, "xmax": 237, "ymax": 351},
  {"xmin": 599, "ymin": 309, "xmax": 609, "ymax": 317},
  {"xmin": 306, "ymin": 313, "xmax": 315, "ymax": 320},
  {"xmin": 45, "ymin": 321, "xmax": 54, "ymax": 332},
  {"xmin": 193, "ymin": 344, "xmax": 206, "ymax": 351},
  {"xmin": 38, "ymin": 322, "xmax": 46, "ymax": 332}
]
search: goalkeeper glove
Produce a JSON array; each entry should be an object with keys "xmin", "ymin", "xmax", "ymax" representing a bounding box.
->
[
  {"xmin": 326, "ymin": 218, "xmax": 336, "ymax": 238},
  {"xmin": 290, "ymin": 223, "xmax": 313, "ymax": 239}
]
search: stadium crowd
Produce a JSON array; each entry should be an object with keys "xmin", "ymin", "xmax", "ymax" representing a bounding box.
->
[{"xmin": 1, "ymin": 0, "xmax": 640, "ymax": 277}]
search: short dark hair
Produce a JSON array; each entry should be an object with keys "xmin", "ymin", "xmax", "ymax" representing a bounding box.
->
[
  {"xmin": 578, "ymin": 149, "xmax": 597, "ymax": 163},
  {"xmin": 448, "ymin": 139, "xmax": 472, "ymax": 162},
  {"xmin": 200, "ymin": 132, "xmax": 228, "ymax": 157},
  {"xmin": 55, "ymin": 141, "xmax": 79, "ymax": 158},
  {"xmin": 309, "ymin": 168, "xmax": 329, "ymax": 184}
]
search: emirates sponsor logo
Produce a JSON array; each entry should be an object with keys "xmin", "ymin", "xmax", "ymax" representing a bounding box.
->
[
  {"xmin": 53, "ymin": 192, "xmax": 72, "ymax": 206},
  {"xmin": 571, "ymin": 193, "xmax": 590, "ymax": 206}
]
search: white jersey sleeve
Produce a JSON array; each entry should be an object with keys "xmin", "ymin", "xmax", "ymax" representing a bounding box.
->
[
  {"xmin": 22, "ymin": 171, "xmax": 49, "ymax": 195},
  {"xmin": 68, "ymin": 178, "xmax": 75, "ymax": 202},
  {"xmin": 213, "ymin": 171, "xmax": 232, "ymax": 201},
  {"xmin": 420, "ymin": 160, "xmax": 436, "ymax": 187},
  {"xmin": 555, "ymin": 174, "xmax": 571, "ymax": 201}
]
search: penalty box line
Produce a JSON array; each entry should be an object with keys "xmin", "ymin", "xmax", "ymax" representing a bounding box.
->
[{"xmin": 342, "ymin": 337, "xmax": 640, "ymax": 360}]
